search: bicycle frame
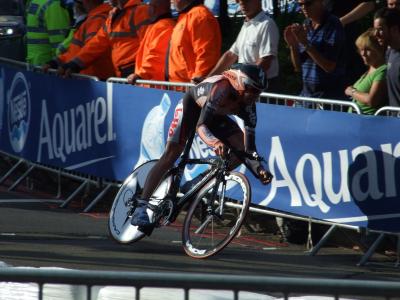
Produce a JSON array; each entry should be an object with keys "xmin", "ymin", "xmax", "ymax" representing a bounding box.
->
[{"xmin": 162, "ymin": 131, "xmax": 228, "ymax": 214}]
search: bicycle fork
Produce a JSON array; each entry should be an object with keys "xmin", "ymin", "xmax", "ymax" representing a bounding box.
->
[{"xmin": 194, "ymin": 172, "xmax": 227, "ymax": 235}]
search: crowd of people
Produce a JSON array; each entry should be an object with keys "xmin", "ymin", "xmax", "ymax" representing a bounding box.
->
[
  {"xmin": 24, "ymin": 0, "xmax": 400, "ymax": 113},
  {"xmin": 284, "ymin": 0, "xmax": 400, "ymax": 113}
]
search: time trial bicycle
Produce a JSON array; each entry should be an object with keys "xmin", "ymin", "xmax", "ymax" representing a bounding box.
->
[{"xmin": 108, "ymin": 131, "xmax": 268, "ymax": 258}]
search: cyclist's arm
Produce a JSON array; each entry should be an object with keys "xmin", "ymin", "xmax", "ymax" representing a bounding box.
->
[
  {"xmin": 236, "ymin": 103, "xmax": 271, "ymax": 181},
  {"xmin": 237, "ymin": 102, "xmax": 257, "ymax": 153}
]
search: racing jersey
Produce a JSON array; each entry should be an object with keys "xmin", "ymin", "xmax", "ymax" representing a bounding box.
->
[{"xmin": 190, "ymin": 75, "xmax": 258, "ymax": 153}]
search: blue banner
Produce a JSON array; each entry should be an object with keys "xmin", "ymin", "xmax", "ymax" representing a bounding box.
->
[{"xmin": 1, "ymin": 64, "xmax": 400, "ymax": 232}]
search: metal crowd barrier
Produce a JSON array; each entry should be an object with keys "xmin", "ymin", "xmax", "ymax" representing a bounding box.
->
[
  {"xmin": 107, "ymin": 77, "xmax": 363, "ymax": 114},
  {"xmin": 1, "ymin": 268, "xmax": 400, "ymax": 300},
  {"xmin": 375, "ymin": 106, "xmax": 400, "ymax": 117},
  {"xmin": 0, "ymin": 150, "xmax": 120, "ymax": 212},
  {"xmin": 259, "ymin": 92, "xmax": 362, "ymax": 114},
  {"xmin": 107, "ymin": 77, "xmax": 194, "ymax": 92},
  {"xmin": 0, "ymin": 57, "xmax": 100, "ymax": 81}
]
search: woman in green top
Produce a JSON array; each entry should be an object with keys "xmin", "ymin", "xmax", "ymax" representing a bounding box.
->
[{"xmin": 345, "ymin": 29, "xmax": 388, "ymax": 114}]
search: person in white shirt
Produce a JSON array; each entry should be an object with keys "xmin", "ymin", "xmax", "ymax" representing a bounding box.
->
[
  {"xmin": 208, "ymin": 0, "xmax": 280, "ymax": 92},
  {"xmin": 262, "ymin": 0, "xmax": 273, "ymax": 14}
]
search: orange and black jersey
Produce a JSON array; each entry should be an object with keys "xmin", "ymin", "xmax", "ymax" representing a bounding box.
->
[
  {"xmin": 167, "ymin": 75, "xmax": 257, "ymax": 153},
  {"xmin": 192, "ymin": 76, "xmax": 257, "ymax": 152}
]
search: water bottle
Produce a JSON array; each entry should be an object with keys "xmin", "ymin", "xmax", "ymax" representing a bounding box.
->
[{"xmin": 134, "ymin": 93, "xmax": 171, "ymax": 169}]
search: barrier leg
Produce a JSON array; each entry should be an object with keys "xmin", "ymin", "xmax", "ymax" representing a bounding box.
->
[
  {"xmin": 0, "ymin": 159, "xmax": 24, "ymax": 185},
  {"xmin": 56, "ymin": 168, "xmax": 62, "ymax": 199},
  {"xmin": 357, "ymin": 233, "xmax": 385, "ymax": 266},
  {"xmin": 308, "ymin": 224, "xmax": 337, "ymax": 256},
  {"xmin": 83, "ymin": 184, "xmax": 112, "ymax": 213},
  {"xmin": 8, "ymin": 165, "xmax": 35, "ymax": 191},
  {"xmin": 59, "ymin": 180, "xmax": 88, "ymax": 208},
  {"xmin": 395, "ymin": 234, "xmax": 400, "ymax": 268}
]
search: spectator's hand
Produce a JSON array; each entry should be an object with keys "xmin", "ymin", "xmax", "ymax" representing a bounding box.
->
[
  {"xmin": 58, "ymin": 61, "xmax": 81, "ymax": 78},
  {"xmin": 257, "ymin": 166, "xmax": 273, "ymax": 185},
  {"xmin": 284, "ymin": 25, "xmax": 298, "ymax": 47},
  {"xmin": 292, "ymin": 23, "xmax": 308, "ymax": 46},
  {"xmin": 42, "ymin": 60, "xmax": 58, "ymax": 73},
  {"xmin": 42, "ymin": 64, "xmax": 51, "ymax": 73},
  {"xmin": 345, "ymin": 86, "xmax": 355, "ymax": 97},
  {"xmin": 127, "ymin": 73, "xmax": 140, "ymax": 84},
  {"xmin": 213, "ymin": 141, "xmax": 225, "ymax": 157},
  {"xmin": 191, "ymin": 76, "xmax": 205, "ymax": 84}
]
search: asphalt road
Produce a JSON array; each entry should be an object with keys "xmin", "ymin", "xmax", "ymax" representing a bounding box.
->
[{"xmin": 0, "ymin": 188, "xmax": 399, "ymax": 283}]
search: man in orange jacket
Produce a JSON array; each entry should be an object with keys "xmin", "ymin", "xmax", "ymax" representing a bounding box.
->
[
  {"xmin": 168, "ymin": 0, "xmax": 222, "ymax": 84},
  {"xmin": 60, "ymin": 0, "xmax": 150, "ymax": 78},
  {"xmin": 127, "ymin": 0, "xmax": 175, "ymax": 84},
  {"xmin": 45, "ymin": 0, "xmax": 114, "ymax": 80}
]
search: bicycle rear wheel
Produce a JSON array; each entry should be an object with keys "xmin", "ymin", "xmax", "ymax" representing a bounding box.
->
[
  {"xmin": 108, "ymin": 160, "xmax": 172, "ymax": 244},
  {"xmin": 182, "ymin": 171, "xmax": 251, "ymax": 258}
]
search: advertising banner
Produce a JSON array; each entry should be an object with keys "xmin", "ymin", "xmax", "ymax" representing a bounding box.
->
[
  {"xmin": 0, "ymin": 65, "xmax": 182, "ymax": 181},
  {"xmin": 1, "ymin": 64, "xmax": 400, "ymax": 232}
]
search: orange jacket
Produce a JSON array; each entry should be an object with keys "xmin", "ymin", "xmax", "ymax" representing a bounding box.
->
[
  {"xmin": 71, "ymin": 0, "xmax": 150, "ymax": 77},
  {"xmin": 135, "ymin": 16, "xmax": 175, "ymax": 81},
  {"xmin": 168, "ymin": 5, "xmax": 221, "ymax": 83},
  {"xmin": 58, "ymin": 3, "xmax": 114, "ymax": 80}
]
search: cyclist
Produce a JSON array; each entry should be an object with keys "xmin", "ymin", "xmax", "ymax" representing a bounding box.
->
[{"xmin": 132, "ymin": 63, "xmax": 273, "ymax": 227}]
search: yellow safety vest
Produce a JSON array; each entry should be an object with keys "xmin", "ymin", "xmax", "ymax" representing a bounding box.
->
[{"xmin": 26, "ymin": 0, "xmax": 71, "ymax": 65}]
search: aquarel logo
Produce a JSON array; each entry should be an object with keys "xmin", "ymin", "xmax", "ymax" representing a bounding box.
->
[{"xmin": 7, "ymin": 72, "xmax": 30, "ymax": 153}]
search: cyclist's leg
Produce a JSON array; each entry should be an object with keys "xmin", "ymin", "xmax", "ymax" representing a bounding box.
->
[
  {"xmin": 225, "ymin": 131, "xmax": 244, "ymax": 170},
  {"xmin": 141, "ymin": 93, "xmax": 200, "ymax": 199},
  {"xmin": 131, "ymin": 94, "xmax": 200, "ymax": 226},
  {"xmin": 131, "ymin": 102, "xmax": 192, "ymax": 228},
  {"xmin": 140, "ymin": 141, "xmax": 184, "ymax": 199},
  {"xmin": 211, "ymin": 116, "xmax": 244, "ymax": 170}
]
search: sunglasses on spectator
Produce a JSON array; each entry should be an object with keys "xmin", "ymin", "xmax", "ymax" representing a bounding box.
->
[{"xmin": 298, "ymin": 0, "xmax": 314, "ymax": 7}]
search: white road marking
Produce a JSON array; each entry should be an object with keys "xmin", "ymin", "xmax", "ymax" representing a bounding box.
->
[{"xmin": 0, "ymin": 199, "xmax": 63, "ymax": 204}]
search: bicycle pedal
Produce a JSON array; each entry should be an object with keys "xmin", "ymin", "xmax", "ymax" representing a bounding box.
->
[{"xmin": 160, "ymin": 220, "xmax": 171, "ymax": 226}]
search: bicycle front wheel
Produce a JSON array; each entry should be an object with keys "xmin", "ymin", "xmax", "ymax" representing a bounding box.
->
[{"xmin": 182, "ymin": 171, "xmax": 251, "ymax": 258}]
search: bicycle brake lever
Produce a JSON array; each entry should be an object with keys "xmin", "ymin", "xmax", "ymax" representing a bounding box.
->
[{"xmin": 249, "ymin": 151, "xmax": 264, "ymax": 162}]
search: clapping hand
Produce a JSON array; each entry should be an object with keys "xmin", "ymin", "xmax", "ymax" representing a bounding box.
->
[
  {"xmin": 291, "ymin": 23, "xmax": 308, "ymax": 47},
  {"xmin": 284, "ymin": 24, "xmax": 299, "ymax": 47}
]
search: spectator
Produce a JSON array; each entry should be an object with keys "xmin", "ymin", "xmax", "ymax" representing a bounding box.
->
[
  {"xmin": 44, "ymin": 0, "xmax": 114, "ymax": 80},
  {"xmin": 262, "ymin": 0, "xmax": 273, "ymax": 15},
  {"xmin": 208, "ymin": 0, "xmax": 280, "ymax": 92},
  {"xmin": 324, "ymin": 1, "xmax": 376, "ymax": 86},
  {"xmin": 26, "ymin": 0, "xmax": 71, "ymax": 65},
  {"xmin": 323, "ymin": 1, "xmax": 375, "ymax": 27},
  {"xmin": 387, "ymin": 0, "xmax": 400, "ymax": 9},
  {"xmin": 284, "ymin": 0, "xmax": 345, "ymax": 99},
  {"xmin": 373, "ymin": 8, "xmax": 400, "ymax": 107},
  {"xmin": 127, "ymin": 0, "xmax": 175, "ymax": 84},
  {"xmin": 345, "ymin": 29, "xmax": 387, "ymax": 114},
  {"xmin": 60, "ymin": 0, "xmax": 150, "ymax": 78},
  {"xmin": 56, "ymin": 0, "xmax": 87, "ymax": 57},
  {"xmin": 168, "ymin": 0, "xmax": 222, "ymax": 84}
]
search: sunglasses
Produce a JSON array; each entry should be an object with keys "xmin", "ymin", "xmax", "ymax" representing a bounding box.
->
[{"xmin": 298, "ymin": 0, "xmax": 314, "ymax": 7}]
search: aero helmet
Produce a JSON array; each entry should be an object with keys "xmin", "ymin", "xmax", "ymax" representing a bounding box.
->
[{"xmin": 222, "ymin": 63, "xmax": 267, "ymax": 92}]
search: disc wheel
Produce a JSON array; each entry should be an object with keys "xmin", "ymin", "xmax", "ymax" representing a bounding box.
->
[
  {"xmin": 108, "ymin": 160, "xmax": 172, "ymax": 244},
  {"xmin": 182, "ymin": 171, "xmax": 251, "ymax": 258}
]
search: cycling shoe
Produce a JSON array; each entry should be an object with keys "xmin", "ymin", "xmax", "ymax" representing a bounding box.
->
[{"xmin": 131, "ymin": 199, "xmax": 153, "ymax": 227}]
